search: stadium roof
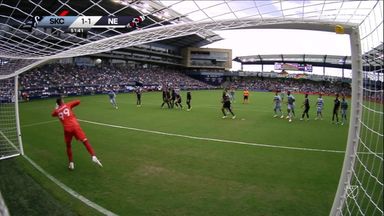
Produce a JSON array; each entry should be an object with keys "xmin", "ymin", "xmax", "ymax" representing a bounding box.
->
[
  {"xmin": 233, "ymin": 54, "xmax": 351, "ymax": 69},
  {"xmin": 0, "ymin": 1, "xmax": 382, "ymax": 78}
]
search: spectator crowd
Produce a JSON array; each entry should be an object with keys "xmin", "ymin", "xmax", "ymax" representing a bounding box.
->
[
  {"xmin": 227, "ymin": 77, "xmax": 352, "ymax": 96},
  {"xmin": 18, "ymin": 64, "xmax": 214, "ymax": 99},
  {"xmin": 1, "ymin": 63, "xmax": 382, "ymax": 104}
]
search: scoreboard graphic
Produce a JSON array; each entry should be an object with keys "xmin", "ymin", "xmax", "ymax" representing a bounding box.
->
[{"xmin": 27, "ymin": 15, "xmax": 145, "ymax": 32}]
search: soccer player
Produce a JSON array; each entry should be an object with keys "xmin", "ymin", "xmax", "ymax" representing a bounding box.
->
[
  {"xmin": 273, "ymin": 92, "xmax": 283, "ymax": 118},
  {"xmin": 301, "ymin": 94, "xmax": 310, "ymax": 121},
  {"xmin": 243, "ymin": 88, "xmax": 249, "ymax": 104},
  {"xmin": 315, "ymin": 94, "xmax": 324, "ymax": 120},
  {"xmin": 222, "ymin": 90, "xmax": 236, "ymax": 119},
  {"xmin": 175, "ymin": 94, "xmax": 183, "ymax": 109},
  {"xmin": 108, "ymin": 89, "xmax": 118, "ymax": 109},
  {"xmin": 280, "ymin": 90, "xmax": 285, "ymax": 102},
  {"xmin": 161, "ymin": 88, "xmax": 170, "ymax": 108},
  {"xmin": 52, "ymin": 98, "xmax": 102, "ymax": 170},
  {"xmin": 332, "ymin": 94, "xmax": 341, "ymax": 124},
  {"xmin": 286, "ymin": 91, "xmax": 295, "ymax": 122},
  {"xmin": 135, "ymin": 86, "xmax": 142, "ymax": 107},
  {"xmin": 340, "ymin": 95, "xmax": 348, "ymax": 125},
  {"xmin": 230, "ymin": 87, "xmax": 236, "ymax": 103},
  {"xmin": 170, "ymin": 88, "xmax": 176, "ymax": 109},
  {"xmin": 186, "ymin": 91, "xmax": 192, "ymax": 111}
]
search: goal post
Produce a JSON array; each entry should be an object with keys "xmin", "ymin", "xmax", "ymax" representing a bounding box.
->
[
  {"xmin": 331, "ymin": 1, "xmax": 384, "ymax": 215},
  {"xmin": 330, "ymin": 27, "xmax": 364, "ymax": 216},
  {"xmin": 0, "ymin": 76, "xmax": 23, "ymax": 160}
]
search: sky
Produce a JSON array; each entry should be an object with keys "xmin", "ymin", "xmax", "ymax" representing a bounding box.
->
[
  {"xmin": 157, "ymin": 0, "xmax": 381, "ymax": 78},
  {"xmin": 203, "ymin": 29, "xmax": 352, "ymax": 77}
]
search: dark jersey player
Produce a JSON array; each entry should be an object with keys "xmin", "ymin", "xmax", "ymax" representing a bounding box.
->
[
  {"xmin": 175, "ymin": 94, "xmax": 183, "ymax": 109},
  {"xmin": 170, "ymin": 88, "xmax": 176, "ymax": 108},
  {"xmin": 52, "ymin": 98, "xmax": 102, "ymax": 170},
  {"xmin": 332, "ymin": 94, "xmax": 341, "ymax": 124},
  {"xmin": 301, "ymin": 94, "xmax": 310, "ymax": 121},
  {"xmin": 340, "ymin": 96, "xmax": 348, "ymax": 125},
  {"xmin": 161, "ymin": 88, "xmax": 170, "ymax": 108},
  {"xmin": 135, "ymin": 87, "xmax": 142, "ymax": 107},
  {"xmin": 221, "ymin": 90, "xmax": 236, "ymax": 119},
  {"xmin": 186, "ymin": 91, "xmax": 192, "ymax": 111}
]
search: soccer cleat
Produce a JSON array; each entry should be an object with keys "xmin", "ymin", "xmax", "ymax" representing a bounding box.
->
[
  {"xmin": 232, "ymin": 115, "xmax": 236, "ymax": 119},
  {"xmin": 92, "ymin": 156, "xmax": 103, "ymax": 167},
  {"xmin": 68, "ymin": 162, "xmax": 74, "ymax": 170},
  {"xmin": 289, "ymin": 119, "xmax": 292, "ymax": 122},
  {"xmin": 273, "ymin": 115, "xmax": 277, "ymax": 118},
  {"xmin": 280, "ymin": 115, "xmax": 284, "ymax": 119},
  {"xmin": 222, "ymin": 116, "xmax": 227, "ymax": 119},
  {"xmin": 286, "ymin": 116, "xmax": 290, "ymax": 119}
]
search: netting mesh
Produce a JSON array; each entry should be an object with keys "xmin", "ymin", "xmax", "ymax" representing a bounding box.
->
[
  {"xmin": 0, "ymin": 77, "xmax": 20, "ymax": 159},
  {"xmin": 0, "ymin": 1, "xmax": 380, "ymax": 64},
  {"xmin": 338, "ymin": 1, "xmax": 383, "ymax": 215}
]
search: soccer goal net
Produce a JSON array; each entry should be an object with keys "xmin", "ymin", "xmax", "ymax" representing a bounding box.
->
[
  {"xmin": 0, "ymin": 0, "xmax": 382, "ymax": 215},
  {"xmin": 0, "ymin": 76, "xmax": 23, "ymax": 160},
  {"xmin": 331, "ymin": 1, "xmax": 383, "ymax": 215}
]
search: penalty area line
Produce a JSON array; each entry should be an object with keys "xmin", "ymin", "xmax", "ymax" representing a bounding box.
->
[
  {"xmin": 22, "ymin": 155, "xmax": 118, "ymax": 216},
  {"xmin": 79, "ymin": 119, "xmax": 345, "ymax": 154}
]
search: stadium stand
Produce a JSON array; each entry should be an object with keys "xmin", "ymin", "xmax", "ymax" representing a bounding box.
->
[
  {"xmin": 15, "ymin": 62, "xmax": 372, "ymax": 102},
  {"xmin": 227, "ymin": 77, "xmax": 352, "ymax": 97},
  {"xmin": 18, "ymin": 63, "xmax": 215, "ymax": 99}
]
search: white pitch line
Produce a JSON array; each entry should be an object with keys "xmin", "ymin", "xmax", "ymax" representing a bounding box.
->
[
  {"xmin": 78, "ymin": 119, "xmax": 346, "ymax": 154},
  {"xmin": 0, "ymin": 129, "xmax": 117, "ymax": 215},
  {"xmin": 21, "ymin": 120, "xmax": 57, "ymax": 128},
  {"xmin": 23, "ymin": 155, "xmax": 118, "ymax": 216}
]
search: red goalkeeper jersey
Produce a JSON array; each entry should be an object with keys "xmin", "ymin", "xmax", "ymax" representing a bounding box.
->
[{"xmin": 52, "ymin": 100, "xmax": 81, "ymax": 130}]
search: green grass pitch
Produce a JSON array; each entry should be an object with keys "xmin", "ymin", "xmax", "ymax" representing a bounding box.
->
[{"xmin": 15, "ymin": 90, "xmax": 352, "ymax": 215}]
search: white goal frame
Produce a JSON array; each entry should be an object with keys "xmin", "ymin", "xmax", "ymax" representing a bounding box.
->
[{"xmin": 0, "ymin": 1, "xmax": 382, "ymax": 214}]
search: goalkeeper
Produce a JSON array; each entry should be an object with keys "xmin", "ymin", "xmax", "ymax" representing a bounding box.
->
[{"xmin": 52, "ymin": 98, "xmax": 103, "ymax": 170}]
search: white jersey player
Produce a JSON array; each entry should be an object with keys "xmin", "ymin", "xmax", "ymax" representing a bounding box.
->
[
  {"xmin": 286, "ymin": 91, "xmax": 295, "ymax": 122},
  {"xmin": 273, "ymin": 92, "xmax": 283, "ymax": 118},
  {"xmin": 315, "ymin": 94, "xmax": 324, "ymax": 120}
]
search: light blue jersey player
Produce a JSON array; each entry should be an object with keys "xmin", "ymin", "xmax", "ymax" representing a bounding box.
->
[
  {"xmin": 315, "ymin": 95, "xmax": 324, "ymax": 120},
  {"xmin": 280, "ymin": 90, "xmax": 286, "ymax": 102},
  {"xmin": 273, "ymin": 92, "xmax": 283, "ymax": 118},
  {"xmin": 108, "ymin": 90, "xmax": 118, "ymax": 109},
  {"xmin": 286, "ymin": 91, "xmax": 295, "ymax": 122}
]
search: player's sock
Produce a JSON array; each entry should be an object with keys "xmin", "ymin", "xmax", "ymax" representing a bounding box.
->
[
  {"xmin": 222, "ymin": 109, "xmax": 227, "ymax": 116},
  {"xmin": 83, "ymin": 140, "xmax": 95, "ymax": 156},
  {"xmin": 66, "ymin": 142, "xmax": 73, "ymax": 162}
]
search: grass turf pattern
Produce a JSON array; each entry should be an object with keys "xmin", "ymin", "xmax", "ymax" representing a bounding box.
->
[{"xmin": 16, "ymin": 90, "xmax": 355, "ymax": 215}]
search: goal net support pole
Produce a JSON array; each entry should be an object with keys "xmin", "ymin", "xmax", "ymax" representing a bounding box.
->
[
  {"xmin": 330, "ymin": 27, "xmax": 363, "ymax": 216},
  {"xmin": 14, "ymin": 75, "xmax": 24, "ymax": 155}
]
